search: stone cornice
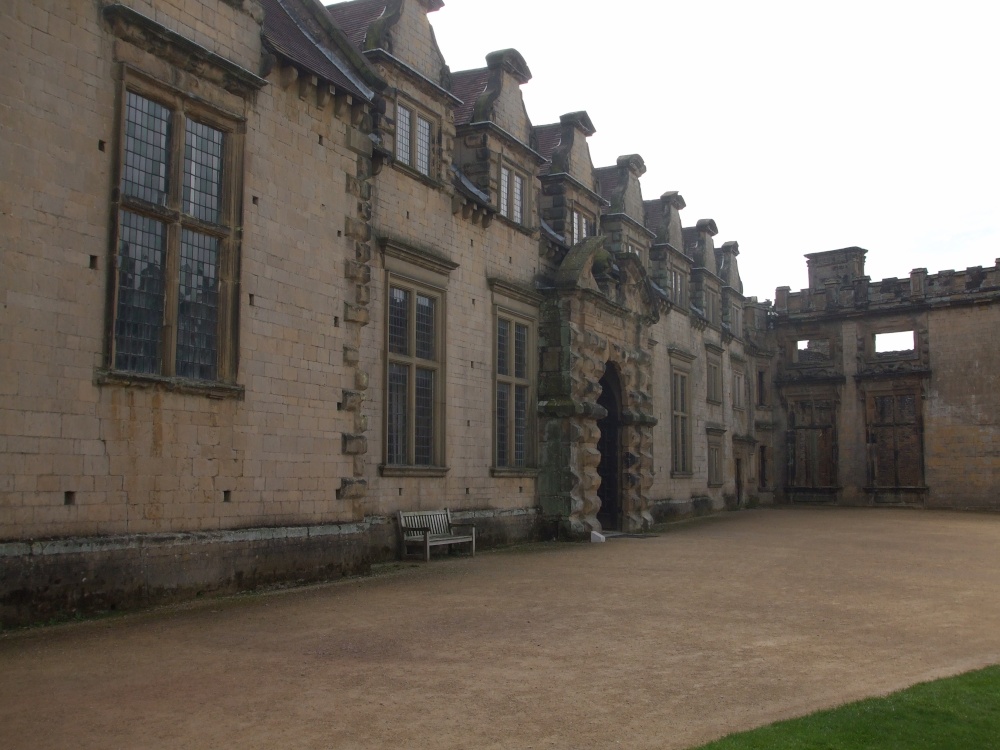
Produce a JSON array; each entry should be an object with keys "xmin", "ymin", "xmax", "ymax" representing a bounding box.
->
[
  {"xmin": 457, "ymin": 121, "xmax": 547, "ymax": 165},
  {"xmin": 667, "ymin": 346, "xmax": 697, "ymax": 363},
  {"xmin": 102, "ymin": 4, "xmax": 267, "ymax": 96},
  {"xmin": 601, "ymin": 212, "xmax": 657, "ymax": 240},
  {"xmin": 488, "ymin": 277, "xmax": 544, "ymax": 306},
  {"xmin": 379, "ymin": 235, "xmax": 459, "ymax": 276},
  {"xmin": 366, "ymin": 49, "xmax": 462, "ymax": 104}
]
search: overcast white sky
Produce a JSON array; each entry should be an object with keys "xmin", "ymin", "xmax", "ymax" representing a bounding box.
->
[{"xmin": 429, "ymin": 0, "xmax": 1000, "ymax": 301}]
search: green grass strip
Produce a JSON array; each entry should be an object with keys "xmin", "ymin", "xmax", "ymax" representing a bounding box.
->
[{"xmin": 691, "ymin": 665, "xmax": 1000, "ymax": 750}]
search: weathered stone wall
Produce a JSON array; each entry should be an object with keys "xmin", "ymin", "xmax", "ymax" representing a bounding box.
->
[
  {"xmin": 0, "ymin": 507, "xmax": 542, "ymax": 627},
  {"xmin": 925, "ymin": 303, "xmax": 1000, "ymax": 509},
  {"xmin": 773, "ymin": 254, "xmax": 1000, "ymax": 509}
]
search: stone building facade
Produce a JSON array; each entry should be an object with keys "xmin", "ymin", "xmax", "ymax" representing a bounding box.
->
[
  {"xmin": 1, "ymin": 0, "xmax": 997, "ymax": 625},
  {"xmin": 772, "ymin": 249, "xmax": 1000, "ymax": 509}
]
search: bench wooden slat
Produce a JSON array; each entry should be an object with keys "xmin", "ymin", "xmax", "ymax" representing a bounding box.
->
[{"xmin": 398, "ymin": 509, "xmax": 475, "ymax": 562}]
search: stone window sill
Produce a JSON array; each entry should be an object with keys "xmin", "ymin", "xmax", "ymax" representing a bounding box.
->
[
  {"xmin": 379, "ymin": 465, "xmax": 450, "ymax": 478},
  {"xmin": 95, "ymin": 369, "xmax": 244, "ymax": 400},
  {"xmin": 490, "ymin": 467, "xmax": 539, "ymax": 478}
]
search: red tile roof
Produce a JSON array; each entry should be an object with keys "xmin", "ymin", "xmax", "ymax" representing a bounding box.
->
[
  {"xmin": 326, "ymin": 0, "xmax": 388, "ymax": 51},
  {"xmin": 643, "ymin": 200, "xmax": 662, "ymax": 232},
  {"xmin": 262, "ymin": 0, "xmax": 375, "ymax": 100},
  {"xmin": 594, "ymin": 166, "xmax": 620, "ymax": 201},
  {"xmin": 450, "ymin": 67, "xmax": 490, "ymax": 126},
  {"xmin": 532, "ymin": 123, "xmax": 561, "ymax": 175}
]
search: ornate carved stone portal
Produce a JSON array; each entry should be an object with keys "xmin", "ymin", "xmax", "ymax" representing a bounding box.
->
[{"xmin": 538, "ymin": 238, "xmax": 660, "ymax": 536}]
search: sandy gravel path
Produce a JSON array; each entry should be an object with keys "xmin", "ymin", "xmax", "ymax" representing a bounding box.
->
[{"xmin": 3, "ymin": 507, "xmax": 1000, "ymax": 749}]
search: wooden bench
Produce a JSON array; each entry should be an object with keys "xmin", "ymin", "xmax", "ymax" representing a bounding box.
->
[{"xmin": 398, "ymin": 509, "xmax": 476, "ymax": 562}]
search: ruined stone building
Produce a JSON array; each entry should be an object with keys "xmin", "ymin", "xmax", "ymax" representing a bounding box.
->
[{"xmin": 1, "ymin": 0, "xmax": 998, "ymax": 625}]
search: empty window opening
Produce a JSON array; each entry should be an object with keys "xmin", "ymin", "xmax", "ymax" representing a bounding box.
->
[
  {"xmin": 794, "ymin": 338, "xmax": 830, "ymax": 362},
  {"xmin": 223, "ymin": 490, "xmax": 231, "ymax": 503},
  {"xmin": 875, "ymin": 330, "xmax": 915, "ymax": 354},
  {"xmin": 64, "ymin": 491, "xmax": 76, "ymax": 506}
]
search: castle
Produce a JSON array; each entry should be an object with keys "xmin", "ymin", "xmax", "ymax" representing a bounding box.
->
[{"xmin": 1, "ymin": 0, "xmax": 997, "ymax": 626}]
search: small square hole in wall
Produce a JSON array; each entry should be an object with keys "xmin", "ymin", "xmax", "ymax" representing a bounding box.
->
[
  {"xmin": 334, "ymin": 316, "xmax": 340, "ymax": 327},
  {"xmin": 89, "ymin": 255, "xmax": 99, "ymax": 270},
  {"xmin": 406, "ymin": 211, "xmax": 410, "ymax": 219},
  {"xmin": 249, "ymin": 294, "xmax": 255, "ymax": 306},
  {"xmin": 465, "ymin": 488, "xmax": 470, "ymax": 494},
  {"xmin": 223, "ymin": 490, "xmax": 231, "ymax": 503},
  {"xmin": 398, "ymin": 488, "xmax": 403, "ymax": 496},
  {"xmin": 519, "ymin": 486, "xmax": 523, "ymax": 493},
  {"xmin": 337, "ymin": 230, "xmax": 342, "ymax": 237},
  {"xmin": 470, "ymin": 239, "xmax": 474, "ymax": 247},
  {"xmin": 98, "ymin": 140, "xmax": 106, "ymax": 152},
  {"xmin": 252, "ymin": 195, "xmax": 259, "ymax": 206},
  {"xmin": 64, "ymin": 491, "xmax": 75, "ymax": 506},
  {"xmin": 509, "ymin": 256, "xmax": 513, "ymax": 264},
  {"xmin": 318, "ymin": 134, "xmax": 324, "ymax": 146}
]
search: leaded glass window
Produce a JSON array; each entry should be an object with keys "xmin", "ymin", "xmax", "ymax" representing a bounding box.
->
[
  {"xmin": 496, "ymin": 314, "xmax": 533, "ymax": 469},
  {"xmin": 396, "ymin": 105, "xmax": 411, "ymax": 166},
  {"xmin": 415, "ymin": 116, "xmax": 431, "ymax": 176},
  {"xmin": 386, "ymin": 281, "xmax": 441, "ymax": 466},
  {"xmin": 111, "ymin": 85, "xmax": 239, "ymax": 384}
]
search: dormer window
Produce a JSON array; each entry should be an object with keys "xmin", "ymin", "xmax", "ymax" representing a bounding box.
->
[
  {"xmin": 396, "ymin": 101, "xmax": 434, "ymax": 177},
  {"xmin": 499, "ymin": 166, "xmax": 526, "ymax": 225},
  {"xmin": 571, "ymin": 209, "xmax": 591, "ymax": 244}
]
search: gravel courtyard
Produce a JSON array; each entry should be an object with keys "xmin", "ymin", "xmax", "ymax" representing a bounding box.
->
[{"xmin": 3, "ymin": 507, "xmax": 1000, "ymax": 749}]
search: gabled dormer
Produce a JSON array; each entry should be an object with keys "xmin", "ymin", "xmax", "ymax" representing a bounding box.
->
[
  {"xmin": 532, "ymin": 111, "xmax": 606, "ymax": 252},
  {"xmin": 684, "ymin": 219, "xmax": 719, "ymax": 275},
  {"xmin": 329, "ymin": 0, "xmax": 448, "ymax": 85},
  {"xmin": 450, "ymin": 49, "xmax": 545, "ymax": 231},
  {"xmin": 328, "ymin": 0, "xmax": 460, "ymax": 184},
  {"xmin": 685, "ymin": 219, "xmax": 724, "ymax": 327},
  {"xmin": 717, "ymin": 240, "xmax": 746, "ymax": 338},
  {"xmin": 717, "ymin": 240, "xmax": 743, "ymax": 294},
  {"xmin": 594, "ymin": 155, "xmax": 656, "ymax": 267},
  {"xmin": 644, "ymin": 191, "xmax": 689, "ymax": 308}
]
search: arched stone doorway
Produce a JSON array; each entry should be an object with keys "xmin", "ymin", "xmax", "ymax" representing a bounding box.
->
[{"xmin": 596, "ymin": 363, "xmax": 623, "ymax": 531}]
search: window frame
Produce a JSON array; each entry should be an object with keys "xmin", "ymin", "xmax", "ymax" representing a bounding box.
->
[
  {"xmin": 498, "ymin": 164, "xmax": 527, "ymax": 225},
  {"xmin": 670, "ymin": 267, "xmax": 686, "ymax": 307},
  {"xmin": 395, "ymin": 98, "xmax": 435, "ymax": 178},
  {"xmin": 707, "ymin": 435, "xmax": 723, "ymax": 487},
  {"xmin": 706, "ymin": 357, "xmax": 723, "ymax": 404},
  {"xmin": 733, "ymin": 369, "xmax": 746, "ymax": 410},
  {"xmin": 730, "ymin": 302, "xmax": 742, "ymax": 337},
  {"xmin": 384, "ymin": 274, "xmax": 446, "ymax": 469},
  {"xmin": 570, "ymin": 208, "xmax": 592, "ymax": 245},
  {"xmin": 671, "ymin": 368, "xmax": 692, "ymax": 476},
  {"xmin": 106, "ymin": 71, "xmax": 243, "ymax": 387},
  {"xmin": 493, "ymin": 309, "xmax": 535, "ymax": 471}
]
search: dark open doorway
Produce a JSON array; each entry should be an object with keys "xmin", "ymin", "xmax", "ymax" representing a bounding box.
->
[{"xmin": 596, "ymin": 363, "xmax": 623, "ymax": 531}]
